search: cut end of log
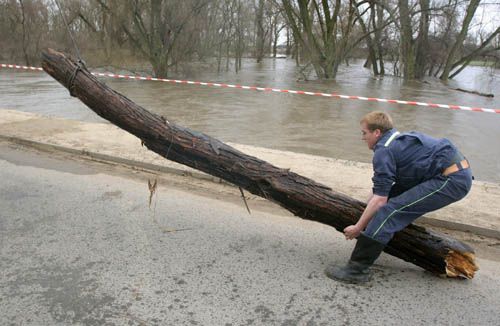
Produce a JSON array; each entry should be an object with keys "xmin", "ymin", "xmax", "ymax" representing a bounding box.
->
[{"xmin": 445, "ymin": 250, "xmax": 479, "ymax": 279}]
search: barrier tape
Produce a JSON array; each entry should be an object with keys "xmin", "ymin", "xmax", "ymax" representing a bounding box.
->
[{"xmin": 2, "ymin": 63, "xmax": 499, "ymax": 114}]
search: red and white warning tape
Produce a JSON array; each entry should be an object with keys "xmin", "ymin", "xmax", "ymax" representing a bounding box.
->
[
  {"xmin": 1, "ymin": 64, "xmax": 43, "ymax": 71},
  {"xmin": 2, "ymin": 63, "xmax": 499, "ymax": 114}
]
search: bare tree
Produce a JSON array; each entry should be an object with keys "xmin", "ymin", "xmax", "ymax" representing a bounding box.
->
[
  {"xmin": 282, "ymin": 0, "xmax": 361, "ymax": 79},
  {"xmin": 354, "ymin": 0, "xmax": 395, "ymax": 76},
  {"xmin": 447, "ymin": 26, "xmax": 500, "ymax": 78},
  {"xmin": 19, "ymin": 0, "xmax": 30, "ymax": 65},
  {"xmin": 1, "ymin": 0, "xmax": 49, "ymax": 65},
  {"xmin": 232, "ymin": 0, "xmax": 254, "ymax": 72},
  {"xmin": 374, "ymin": 0, "xmax": 387, "ymax": 75},
  {"xmin": 397, "ymin": 0, "xmax": 430, "ymax": 80},
  {"xmin": 414, "ymin": 0, "xmax": 430, "ymax": 79},
  {"xmin": 255, "ymin": 0, "xmax": 266, "ymax": 62},
  {"xmin": 1, "ymin": 0, "xmax": 497, "ymax": 81},
  {"xmin": 439, "ymin": 0, "xmax": 481, "ymax": 79},
  {"xmin": 94, "ymin": 0, "xmax": 208, "ymax": 78},
  {"xmin": 393, "ymin": 0, "xmax": 499, "ymax": 80},
  {"xmin": 268, "ymin": 1, "xmax": 286, "ymax": 57},
  {"xmin": 439, "ymin": 0, "xmax": 500, "ymax": 80}
]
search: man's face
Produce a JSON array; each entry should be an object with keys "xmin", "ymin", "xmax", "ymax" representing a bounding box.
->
[{"xmin": 361, "ymin": 122, "xmax": 381, "ymax": 150}]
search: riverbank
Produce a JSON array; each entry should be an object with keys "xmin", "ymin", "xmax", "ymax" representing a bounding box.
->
[{"xmin": 1, "ymin": 108, "xmax": 499, "ymax": 239}]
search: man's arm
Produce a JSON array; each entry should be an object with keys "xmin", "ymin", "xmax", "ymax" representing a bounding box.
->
[{"xmin": 344, "ymin": 194, "xmax": 387, "ymax": 240}]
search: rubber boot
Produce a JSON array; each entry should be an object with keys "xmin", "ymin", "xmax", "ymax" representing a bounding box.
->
[{"xmin": 325, "ymin": 234, "xmax": 385, "ymax": 284}]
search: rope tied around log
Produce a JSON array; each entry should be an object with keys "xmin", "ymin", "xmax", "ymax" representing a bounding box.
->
[{"xmin": 66, "ymin": 60, "xmax": 85, "ymax": 97}]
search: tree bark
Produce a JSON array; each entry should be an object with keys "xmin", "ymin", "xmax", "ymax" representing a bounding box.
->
[
  {"xmin": 440, "ymin": 0, "xmax": 480, "ymax": 80},
  {"xmin": 398, "ymin": 0, "xmax": 415, "ymax": 80},
  {"xmin": 355, "ymin": 2, "xmax": 379, "ymax": 75},
  {"xmin": 414, "ymin": 0, "xmax": 430, "ymax": 79},
  {"xmin": 374, "ymin": 0, "xmax": 385, "ymax": 75},
  {"xmin": 41, "ymin": 48, "xmax": 478, "ymax": 279},
  {"xmin": 448, "ymin": 26, "xmax": 500, "ymax": 79},
  {"xmin": 255, "ymin": 0, "xmax": 265, "ymax": 63},
  {"xmin": 19, "ymin": 0, "xmax": 31, "ymax": 66}
]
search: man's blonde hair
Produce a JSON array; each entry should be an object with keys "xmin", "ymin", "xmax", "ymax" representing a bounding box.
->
[{"xmin": 360, "ymin": 111, "xmax": 393, "ymax": 133}]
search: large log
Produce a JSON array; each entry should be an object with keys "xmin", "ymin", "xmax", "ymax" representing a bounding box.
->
[{"xmin": 41, "ymin": 49, "xmax": 478, "ymax": 279}]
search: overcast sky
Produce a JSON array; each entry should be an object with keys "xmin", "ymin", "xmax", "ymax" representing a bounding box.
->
[{"xmin": 472, "ymin": 1, "xmax": 500, "ymax": 35}]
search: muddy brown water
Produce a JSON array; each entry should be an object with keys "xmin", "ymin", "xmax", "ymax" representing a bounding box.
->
[{"xmin": 1, "ymin": 58, "xmax": 499, "ymax": 182}]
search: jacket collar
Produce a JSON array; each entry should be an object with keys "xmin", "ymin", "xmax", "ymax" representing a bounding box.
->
[{"xmin": 373, "ymin": 128, "xmax": 398, "ymax": 151}]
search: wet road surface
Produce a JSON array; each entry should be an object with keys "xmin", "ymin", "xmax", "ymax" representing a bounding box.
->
[{"xmin": 1, "ymin": 143, "xmax": 500, "ymax": 325}]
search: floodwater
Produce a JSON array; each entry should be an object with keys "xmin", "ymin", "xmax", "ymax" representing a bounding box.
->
[{"xmin": 0, "ymin": 59, "xmax": 499, "ymax": 183}]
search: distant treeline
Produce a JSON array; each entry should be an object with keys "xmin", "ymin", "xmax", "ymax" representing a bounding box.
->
[{"xmin": 1, "ymin": 0, "xmax": 498, "ymax": 80}]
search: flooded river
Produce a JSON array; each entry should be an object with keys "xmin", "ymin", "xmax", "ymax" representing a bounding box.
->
[{"xmin": 1, "ymin": 59, "xmax": 499, "ymax": 183}]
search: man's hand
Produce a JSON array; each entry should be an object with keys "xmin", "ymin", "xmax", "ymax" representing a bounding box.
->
[
  {"xmin": 344, "ymin": 194, "xmax": 387, "ymax": 241},
  {"xmin": 344, "ymin": 225, "xmax": 362, "ymax": 240}
]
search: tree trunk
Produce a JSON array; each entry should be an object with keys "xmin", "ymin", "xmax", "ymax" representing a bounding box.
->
[
  {"xmin": 414, "ymin": 0, "xmax": 430, "ymax": 79},
  {"xmin": 41, "ymin": 48, "xmax": 478, "ymax": 279},
  {"xmin": 149, "ymin": 0, "xmax": 169, "ymax": 78},
  {"xmin": 19, "ymin": 0, "xmax": 31, "ymax": 66},
  {"xmin": 448, "ymin": 26, "xmax": 500, "ymax": 79},
  {"xmin": 272, "ymin": 25, "xmax": 279, "ymax": 58},
  {"xmin": 440, "ymin": 0, "xmax": 480, "ymax": 80},
  {"xmin": 399, "ymin": 0, "xmax": 415, "ymax": 80},
  {"xmin": 375, "ymin": 1, "xmax": 385, "ymax": 75},
  {"xmin": 285, "ymin": 26, "xmax": 291, "ymax": 56},
  {"xmin": 282, "ymin": 0, "xmax": 348, "ymax": 79},
  {"xmin": 255, "ymin": 0, "xmax": 265, "ymax": 63},
  {"xmin": 356, "ymin": 3, "xmax": 379, "ymax": 75},
  {"xmin": 235, "ymin": 0, "xmax": 243, "ymax": 73}
]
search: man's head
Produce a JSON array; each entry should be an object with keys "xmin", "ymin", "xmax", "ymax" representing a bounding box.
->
[{"xmin": 360, "ymin": 111, "xmax": 393, "ymax": 150}]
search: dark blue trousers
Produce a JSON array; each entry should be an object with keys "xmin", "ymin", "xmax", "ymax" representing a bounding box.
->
[{"xmin": 364, "ymin": 168, "xmax": 473, "ymax": 245}]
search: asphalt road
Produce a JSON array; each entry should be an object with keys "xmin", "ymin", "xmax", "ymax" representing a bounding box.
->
[{"xmin": 1, "ymin": 142, "xmax": 499, "ymax": 326}]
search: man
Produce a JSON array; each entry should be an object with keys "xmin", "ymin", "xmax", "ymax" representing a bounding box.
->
[{"xmin": 325, "ymin": 111, "xmax": 473, "ymax": 284}]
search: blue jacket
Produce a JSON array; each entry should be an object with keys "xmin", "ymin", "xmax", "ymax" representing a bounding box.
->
[{"xmin": 372, "ymin": 129, "xmax": 459, "ymax": 196}]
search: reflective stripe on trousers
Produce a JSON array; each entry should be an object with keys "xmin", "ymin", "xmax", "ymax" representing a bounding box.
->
[{"xmin": 363, "ymin": 168, "xmax": 472, "ymax": 245}]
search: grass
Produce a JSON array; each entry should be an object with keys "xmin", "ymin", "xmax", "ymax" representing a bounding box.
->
[{"xmin": 468, "ymin": 60, "xmax": 498, "ymax": 67}]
